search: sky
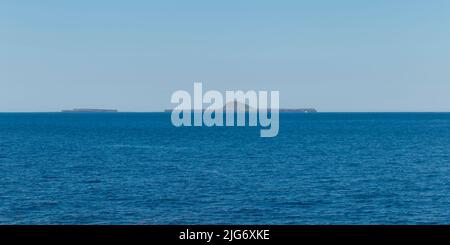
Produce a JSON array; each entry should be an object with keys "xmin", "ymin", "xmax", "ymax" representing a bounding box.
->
[{"xmin": 1, "ymin": 0, "xmax": 450, "ymax": 112}]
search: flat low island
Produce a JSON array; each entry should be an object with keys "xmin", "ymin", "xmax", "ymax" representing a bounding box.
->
[{"xmin": 61, "ymin": 108, "xmax": 118, "ymax": 113}]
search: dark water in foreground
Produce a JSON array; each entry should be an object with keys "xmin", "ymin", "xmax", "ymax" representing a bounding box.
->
[{"xmin": 1, "ymin": 113, "xmax": 450, "ymax": 224}]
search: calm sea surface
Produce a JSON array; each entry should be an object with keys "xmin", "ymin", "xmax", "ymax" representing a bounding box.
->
[{"xmin": 1, "ymin": 113, "xmax": 450, "ymax": 224}]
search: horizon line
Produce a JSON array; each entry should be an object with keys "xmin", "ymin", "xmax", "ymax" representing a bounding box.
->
[{"xmin": 2, "ymin": 111, "xmax": 450, "ymax": 113}]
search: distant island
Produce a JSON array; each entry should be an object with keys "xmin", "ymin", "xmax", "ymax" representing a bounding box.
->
[
  {"xmin": 221, "ymin": 102, "xmax": 317, "ymax": 113},
  {"xmin": 278, "ymin": 108, "xmax": 317, "ymax": 113},
  {"xmin": 61, "ymin": 108, "xmax": 118, "ymax": 113},
  {"xmin": 164, "ymin": 108, "xmax": 317, "ymax": 113},
  {"xmin": 164, "ymin": 102, "xmax": 317, "ymax": 113}
]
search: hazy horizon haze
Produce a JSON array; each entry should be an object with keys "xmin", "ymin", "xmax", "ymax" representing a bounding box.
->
[{"xmin": 2, "ymin": 0, "xmax": 450, "ymax": 112}]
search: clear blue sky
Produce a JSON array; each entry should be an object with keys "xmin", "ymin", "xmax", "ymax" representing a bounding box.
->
[{"xmin": 1, "ymin": 0, "xmax": 449, "ymax": 112}]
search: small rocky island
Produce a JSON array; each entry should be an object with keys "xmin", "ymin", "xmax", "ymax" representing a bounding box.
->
[
  {"xmin": 61, "ymin": 108, "xmax": 118, "ymax": 113},
  {"xmin": 165, "ymin": 103, "xmax": 317, "ymax": 113}
]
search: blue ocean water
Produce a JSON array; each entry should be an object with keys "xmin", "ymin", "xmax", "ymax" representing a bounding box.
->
[{"xmin": 1, "ymin": 113, "xmax": 450, "ymax": 224}]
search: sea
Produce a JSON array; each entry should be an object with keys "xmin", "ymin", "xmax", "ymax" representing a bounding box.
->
[{"xmin": 1, "ymin": 112, "xmax": 449, "ymax": 224}]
